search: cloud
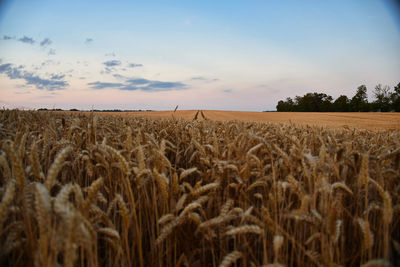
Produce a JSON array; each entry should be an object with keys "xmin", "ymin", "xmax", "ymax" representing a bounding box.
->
[
  {"xmin": 88, "ymin": 77, "xmax": 187, "ymax": 92},
  {"xmin": 18, "ymin": 36, "xmax": 35, "ymax": 44},
  {"xmin": 87, "ymin": 81, "xmax": 124, "ymax": 89},
  {"xmin": 138, "ymin": 81, "xmax": 185, "ymax": 91},
  {"xmin": 128, "ymin": 63, "xmax": 143, "ymax": 68},
  {"xmin": 48, "ymin": 48, "xmax": 56, "ymax": 55},
  {"xmin": 85, "ymin": 38, "xmax": 93, "ymax": 44},
  {"xmin": 50, "ymin": 74, "xmax": 65, "ymax": 80},
  {"xmin": 14, "ymin": 90, "xmax": 31, "ymax": 94},
  {"xmin": 32, "ymin": 60, "xmax": 60, "ymax": 70},
  {"xmin": 76, "ymin": 61, "xmax": 89, "ymax": 66},
  {"xmin": 105, "ymin": 52, "xmax": 116, "ymax": 57},
  {"xmin": 104, "ymin": 67, "xmax": 113, "ymax": 73},
  {"xmin": 126, "ymin": 78, "xmax": 149, "ymax": 85},
  {"xmin": 103, "ymin": 60, "xmax": 121, "ymax": 67},
  {"xmin": 191, "ymin": 76, "xmax": 207, "ymax": 81},
  {"xmin": 100, "ymin": 67, "xmax": 116, "ymax": 74},
  {"xmin": 223, "ymin": 89, "xmax": 233, "ymax": 93},
  {"xmin": 191, "ymin": 76, "xmax": 219, "ymax": 82},
  {"xmin": 36, "ymin": 94, "xmax": 57, "ymax": 99},
  {"xmin": 112, "ymin": 73, "xmax": 125, "ymax": 79},
  {"xmin": 40, "ymin": 38, "xmax": 52, "ymax": 47},
  {"xmin": 0, "ymin": 62, "xmax": 68, "ymax": 91},
  {"xmin": 3, "ymin": 35, "xmax": 15, "ymax": 40}
]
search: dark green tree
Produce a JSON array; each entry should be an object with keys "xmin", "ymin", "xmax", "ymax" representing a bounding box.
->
[
  {"xmin": 276, "ymin": 97, "xmax": 295, "ymax": 111},
  {"xmin": 274, "ymin": 83, "xmax": 400, "ymax": 112},
  {"xmin": 372, "ymin": 84, "xmax": 392, "ymax": 112},
  {"xmin": 350, "ymin": 85, "xmax": 370, "ymax": 112},
  {"xmin": 391, "ymin": 82, "xmax": 400, "ymax": 112},
  {"xmin": 295, "ymin": 93, "xmax": 333, "ymax": 112},
  {"xmin": 333, "ymin": 95, "xmax": 350, "ymax": 112}
]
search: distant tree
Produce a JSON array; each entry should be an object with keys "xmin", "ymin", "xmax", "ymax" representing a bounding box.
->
[
  {"xmin": 319, "ymin": 93, "xmax": 334, "ymax": 112},
  {"xmin": 286, "ymin": 97, "xmax": 295, "ymax": 111},
  {"xmin": 274, "ymin": 83, "xmax": 400, "ymax": 112},
  {"xmin": 395, "ymin": 82, "xmax": 400, "ymax": 95},
  {"xmin": 333, "ymin": 95, "xmax": 350, "ymax": 112},
  {"xmin": 372, "ymin": 84, "xmax": 392, "ymax": 112},
  {"xmin": 391, "ymin": 82, "xmax": 400, "ymax": 112},
  {"xmin": 350, "ymin": 85, "xmax": 369, "ymax": 112},
  {"xmin": 295, "ymin": 92, "xmax": 333, "ymax": 112},
  {"xmin": 276, "ymin": 100, "xmax": 286, "ymax": 112},
  {"xmin": 276, "ymin": 97, "xmax": 295, "ymax": 111},
  {"xmin": 70, "ymin": 108, "xmax": 79, "ymax": 111}
]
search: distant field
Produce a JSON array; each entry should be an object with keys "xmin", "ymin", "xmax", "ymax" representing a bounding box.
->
[{"xmin": 93, "ymin": 110, "xmax": 400, "ymax": 131}]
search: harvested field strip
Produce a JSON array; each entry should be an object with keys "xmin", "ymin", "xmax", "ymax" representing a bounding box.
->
[{"xmin": 76, "ymin": 110, "xmax": 400, "ymax": 131}]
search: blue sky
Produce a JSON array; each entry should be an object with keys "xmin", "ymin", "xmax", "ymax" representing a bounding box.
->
[{"xmin": 0, "ymin": 0, "xmax": 399, "ymax": 110}]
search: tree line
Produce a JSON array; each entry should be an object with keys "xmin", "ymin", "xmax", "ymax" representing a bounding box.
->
[{"xmin": 276, "ymin": 82, "xmax": 400, "ymax": 112}]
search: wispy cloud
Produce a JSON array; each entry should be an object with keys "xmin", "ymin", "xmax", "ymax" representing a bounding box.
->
[
  {"xmin": 101, "ymin": 67, "xmax": 118, "ymax": 74},
  {"xmin": 88, "ymin": 77, "xmax": 187, "ymax": 92},
  {"xmin": 223, "ymin": 89, "xmax": 233, "ymax": 93},
  {"xmin": 0, "ymin": 62, "xmax": 68, "ymax": 91},
  {"xmin": 85, "ymin": 38, "xmax": 93, "ymax": 44},
  {"xmin": 105, "ymin": 52, "xmax": 116, "ymax": 57},
  {"xmin": 50, "ymin": 74, "xmax": 65, "ymax": 80},
  {"xmin": 126, "ymin": 78, "xmax": 149, "ymax": 85},
  {"xmin": 191, "ymin": 76, "xmax": 207, "ymax": 81},
  {"xmin": 2, "ymin": 35, "xmax": 15, "ymax": 40},
  {"xmin": 18, "ymin": 36, "xmax": 35, "ymax": 44},
  {"xmin": 14, "ymin": 90, "xmax": 31, "ymax": 94},
  {"xmin": 191, "ymin": 76, "xmax": 219, "ymax": 82},
  {"xmin": 48, "ymin": 48, "xmax": 56, "ymax": 55},
  {"xmin": 4, "ymin": 35, "xmax": 56, "ymax": 56},
  {"xmin": 76, "ymin": 61, "xmax": 89, "ymax": 66},
  {"xmin": 40, "ymin": 38, "xmax": 52, "ymax": 47},
  {"xmin": 87, "ymin": 81, "xmax": 124, "ymax": 89},
  {"xmin": 128, "ymin": 63, "xmax": 143, "ymax": 68},
  {"xmin": 36, "ymin": 94, "xmax": 57, "ymax": 99},
  {"xmin": 103, "ymin": 60, "xmax": 121, "ymax": 67},
  {"xmin": 112, "ymin": 73, "xmax": 125, "ymax": 79},
  {"xmin": 36, "ymin": 60, "xmax": 60, "ymax": 69}
]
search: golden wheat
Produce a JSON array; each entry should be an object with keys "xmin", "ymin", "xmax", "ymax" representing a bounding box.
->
[{"xmin": 0, "ymin": 109, "xmax": 398, "ymax": 267}]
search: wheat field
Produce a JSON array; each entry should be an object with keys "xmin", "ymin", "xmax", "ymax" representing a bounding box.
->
[
  {"xmin": 0, "ymin": 110, "xmax": 399, "ymax": 266},
  {"xmin": 94, "ymin": 110, "xmax": 400, "ymax": 131}
]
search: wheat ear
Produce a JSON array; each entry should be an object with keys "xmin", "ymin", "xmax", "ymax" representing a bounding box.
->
[
  {"xmin": 0, "ymin": 154, "xmax": 11, "ymax": 182},
  {"xmin": 103, "ymin": 144, "xmax": 130, "ymax": 175},
  {"xmin": 30, "ymin": 141, "xmax": 44, "ymax": 181},
  {"xmin": 45, "ymin": 146, "xmax": 72, "ymax": 190},
  {"xmin": 357, "ymin": 218, "xmax": 374, "ymax": 250},
  {"xmin": 0, "ymin": 179, "xmax": 16, "ymax": 231},
  {"xmin": 219, "ymin": 251, "xmax": 242, "ymax": 267},
  {"xmin": 4, "ymin": 141, "xmax": 26, "ymax": 189},
  {"xmin": 34, "ymin": 183, "xmax": 51, "ymax": 239},
  {"xmin": 225, "ymin": 225, "xmax": 264, "ymax": 236},
  {"xmin": 273, "ymin": 235, "xmax": 284, "ymax": 262}
]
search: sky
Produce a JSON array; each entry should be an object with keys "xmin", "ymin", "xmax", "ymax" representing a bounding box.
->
[{"xmin": 0, "ymin": 0, "xmax": 399, "ymax": 111}]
